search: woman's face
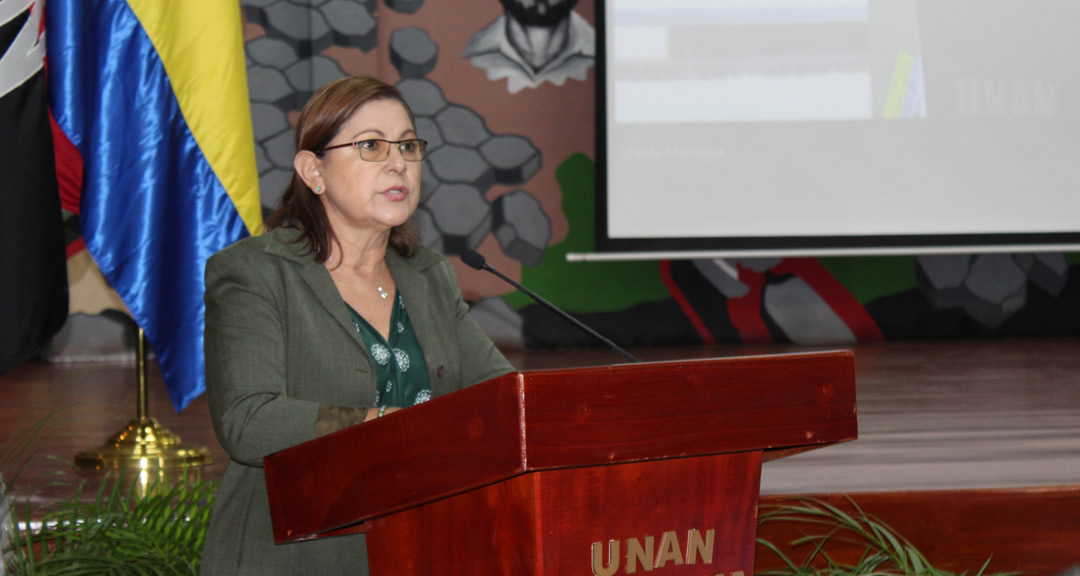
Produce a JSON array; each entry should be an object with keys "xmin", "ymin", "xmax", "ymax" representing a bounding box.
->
[{"xmin": 313, "ymin": 98, "xmax": 421, "ymax": 238}]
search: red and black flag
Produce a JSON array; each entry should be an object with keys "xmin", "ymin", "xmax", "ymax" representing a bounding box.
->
[{"xmin": 0, "ymin": 1, "xmax": 67, "ymax": 375}]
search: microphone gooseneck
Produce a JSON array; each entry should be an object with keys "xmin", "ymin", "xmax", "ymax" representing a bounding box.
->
[{"xmin": 460, "ymin": 250, "xmax": 639, "ymax": 363}]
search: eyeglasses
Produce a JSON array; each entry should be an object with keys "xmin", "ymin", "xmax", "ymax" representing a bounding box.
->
[{"xmin": 318, "ymin": 139, "xmax": 428, "ymax": 162}]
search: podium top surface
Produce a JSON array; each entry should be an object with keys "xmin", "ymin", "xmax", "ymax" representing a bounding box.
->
[{"xmin": 264, "ymin": 350, "xmax": 857, "ymax": 543}]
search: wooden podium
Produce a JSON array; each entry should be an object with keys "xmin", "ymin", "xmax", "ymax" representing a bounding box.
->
[{"xmin": 264, "ymin": 351, "xmax": 857, "ymax": 575}]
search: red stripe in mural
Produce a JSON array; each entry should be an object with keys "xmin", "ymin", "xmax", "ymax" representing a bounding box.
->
[
  {"xmin": 727, "ymin": 264, "xmax": 772, "ymax": 343},
  {"xmin": 65, "ymin": 236, "xmax": 85, "ymax": 260},
  {"xmin": 659, "ymin": 260, "xmax": 716, "ymax": 346},
  {"xmin": 773, "ymin": 258, "xmax": 884, "ymax": 341}
]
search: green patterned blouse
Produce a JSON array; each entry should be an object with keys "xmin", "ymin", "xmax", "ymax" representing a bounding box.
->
[{"xmin": 344, "ymin": 292, "xmax": 432, "ymax": 408}]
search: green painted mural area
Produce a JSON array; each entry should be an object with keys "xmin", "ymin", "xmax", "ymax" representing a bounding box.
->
[
  {"xmin": 503, "ymin": 154, "xmax": 670, "ymax": 313},
  {"xmin": 818, "ymin": 256, "xmax": 919, "ymax": 305}
]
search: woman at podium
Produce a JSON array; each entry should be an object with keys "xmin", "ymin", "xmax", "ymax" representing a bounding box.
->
[{"xmin": 199, "ymin": 76, "xmax": 514, "ymax": 575}]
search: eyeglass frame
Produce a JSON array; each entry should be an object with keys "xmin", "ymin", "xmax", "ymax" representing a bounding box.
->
[{"xmin": 316, "ymin": 138, "xmax": 428, "ymax": 162}]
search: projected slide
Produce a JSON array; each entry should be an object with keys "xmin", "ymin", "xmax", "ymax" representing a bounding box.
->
[
  {"xmin": 613, "ymin": 0, "xmax": 927, "ymax": 124},
  {"xmin": 602, "ymin": 0, "xmax": 1080, "ymax": 249}
]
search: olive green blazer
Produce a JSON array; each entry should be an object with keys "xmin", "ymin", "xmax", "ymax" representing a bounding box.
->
[{"xmin": 199, "ymin": 228, "xmax": 513, "ymax": 576}]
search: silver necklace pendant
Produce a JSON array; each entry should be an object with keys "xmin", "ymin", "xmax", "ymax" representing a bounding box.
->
[{"xmin": 345, "ymin": 259, "xmax": 390, "ymax": 299}]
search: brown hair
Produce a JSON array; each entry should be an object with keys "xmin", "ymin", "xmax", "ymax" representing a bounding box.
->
[{"xmin": 266, "ymin": 76, "xmax": 420, "ymax": 261}]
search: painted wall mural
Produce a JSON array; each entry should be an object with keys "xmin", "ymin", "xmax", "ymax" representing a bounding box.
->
[
  {"xmin": 463, "ymin": 0, "xmax": 595, "ymax": 93},
  {"xmin": 49, "ymin": 0, "xmax": 1080, "ymax": 362},
  {"xmin": 239, "ymin": 0, "xmax": 591, "ymax": 350}
]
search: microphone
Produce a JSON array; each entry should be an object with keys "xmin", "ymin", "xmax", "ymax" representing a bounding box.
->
[{"xmin": 460, "ymin": 250, "xmax": 639, "ymax": 363}]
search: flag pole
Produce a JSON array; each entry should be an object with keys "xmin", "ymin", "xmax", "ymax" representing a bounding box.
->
[{"xmin": 75, "ymin": 327, "xmax": 211, "ymax": 471}]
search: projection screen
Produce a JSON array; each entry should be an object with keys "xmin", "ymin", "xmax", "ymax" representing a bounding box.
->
[{"xmin": 587, "ymin": 0, "xmax": 1080, "ymax": 260}]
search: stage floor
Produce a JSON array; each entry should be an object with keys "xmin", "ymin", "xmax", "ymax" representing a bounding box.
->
[{"xmin": 2, "ymin": 338, "xmax": 1079, "ymax": 500}]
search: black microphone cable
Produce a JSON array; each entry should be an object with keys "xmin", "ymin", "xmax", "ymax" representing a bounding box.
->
[{"xmin": 460, "ymin": 250, "xmax": 639, "ymax": 363}]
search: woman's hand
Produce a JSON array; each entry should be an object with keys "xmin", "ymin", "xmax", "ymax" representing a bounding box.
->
[{"xmin": 365, "ymin": 406, "xmax": 402, "ymax": 422}]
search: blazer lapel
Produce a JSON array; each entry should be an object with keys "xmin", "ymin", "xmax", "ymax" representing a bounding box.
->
[
  {"xmin": 265, "ymin": 229, "xmax": 367, "ymax": 353},
  {"xmin": 298, "ymin": 264, "xmax": 369, "ymax": 351}
]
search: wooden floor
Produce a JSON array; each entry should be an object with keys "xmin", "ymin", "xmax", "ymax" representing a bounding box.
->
[{"xmin": 2, "ymin": 338, "xmax": 1079, "ymax": 573}]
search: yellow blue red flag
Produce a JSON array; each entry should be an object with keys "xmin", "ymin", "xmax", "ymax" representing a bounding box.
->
[{"xmin": 47, "ymin": 0, "xmax": 263, "ymax": 410}]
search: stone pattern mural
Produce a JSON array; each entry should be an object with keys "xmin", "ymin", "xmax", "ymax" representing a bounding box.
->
[
  {"xmin": 44, "ymin": 0, "xmax": 1080, "ymax": 362},
  {"xmin": 915, "ymin": 254, "xmax": 1068, "ymax": 329},
  {"xmin": 243, "ymin": 0, "xmax": 551, "ymax": 267}
]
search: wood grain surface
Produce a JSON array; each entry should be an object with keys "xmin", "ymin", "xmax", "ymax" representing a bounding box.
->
[
  {"xmin": 366, "ymin": 453, "xmax": 762, "ymax": 576},
  {"xmin": 264, "ymin": 352, "xmax": 855, "ymax": 543},
  {"xmin": 2, "ymin": 338, "xmax": 1078, "ymax": 574}
]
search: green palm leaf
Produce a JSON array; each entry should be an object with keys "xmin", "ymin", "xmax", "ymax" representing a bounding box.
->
[
  {"xmin": 5, "ymin": 471, "xmax": 216, "ymax": 576},
  {"xmin": 758, "ymin": 498, "xmax": 1019, "ymax": 576}
]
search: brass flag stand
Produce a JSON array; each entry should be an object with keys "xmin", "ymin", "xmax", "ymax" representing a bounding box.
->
[{"xmin": 75, "ymin": 328, "xmax": 211, "ymax": 471}]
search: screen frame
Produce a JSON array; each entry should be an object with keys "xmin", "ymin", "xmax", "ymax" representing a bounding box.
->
[{"xmin": 592, "ymin": 0, "xmax": 1080, "ymax": 257}]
